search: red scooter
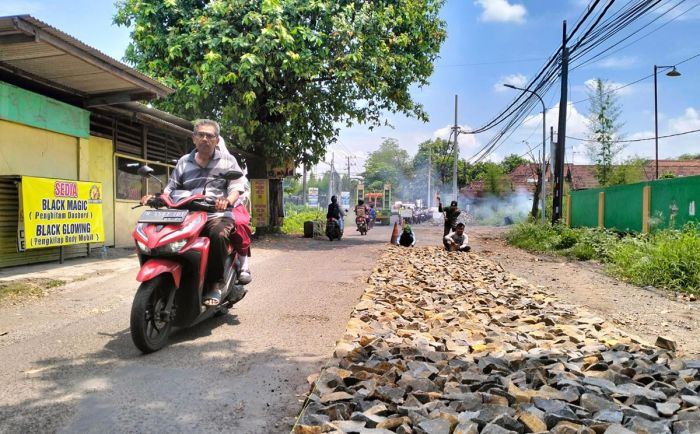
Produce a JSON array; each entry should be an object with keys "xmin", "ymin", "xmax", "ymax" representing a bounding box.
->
[{"xmin": 130, "ymin": 166, "xmax": 246, "ymax": 353}]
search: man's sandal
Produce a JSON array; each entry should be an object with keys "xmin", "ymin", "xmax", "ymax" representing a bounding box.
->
[{"xmin": 202, "ymin": 288, "xmax": 222, "ymax": 306}]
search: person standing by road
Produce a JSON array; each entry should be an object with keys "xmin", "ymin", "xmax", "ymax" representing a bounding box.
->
[{"xmin": 438, "ymin": 196, "xmax": 461, "ymax": 237}]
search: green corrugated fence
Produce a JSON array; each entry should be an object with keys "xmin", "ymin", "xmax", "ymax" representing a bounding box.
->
[{"xmin": 570, "ymin": 175, "xmax": 700, "ymax": 232}]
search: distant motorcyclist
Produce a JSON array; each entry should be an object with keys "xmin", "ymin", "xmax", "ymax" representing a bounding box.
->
[
  {"xmin": 326, "ymin": 195, "xmax": 345, "ymax": 232},
  {"xmin": 354, "ymin": 199, "xmax": 369, "ymax": 232},
  {"xmin": 368, "ymin": 204, "xmax": 377, "ymax": 229}
]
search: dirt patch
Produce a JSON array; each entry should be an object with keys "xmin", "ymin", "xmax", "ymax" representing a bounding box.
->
[
  {"xmin": 470, "ymin": 225, "xmax": 700, "ymax": 358},
  {"xmin": 0, "ymin": 278, "xmax": 66, "ymax": 304}
]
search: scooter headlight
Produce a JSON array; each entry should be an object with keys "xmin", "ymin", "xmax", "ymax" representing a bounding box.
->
[
  {"xmin": 136, "ymin": 240, "xmax": 151, "ymax": 254},
  {"xmin": 160, "ymin": 239, "xmax": 188, "ymax": 254}
]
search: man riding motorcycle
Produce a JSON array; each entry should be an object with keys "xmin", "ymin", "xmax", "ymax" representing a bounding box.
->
[{"xmin": 141, "ymin": 119, "xmax": 251, "ymax": 306}]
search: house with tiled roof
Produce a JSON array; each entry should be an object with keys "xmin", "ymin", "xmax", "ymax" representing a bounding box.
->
[{"xmin": 506, "ymin": 160, "xmax": 700, "ymax": 192}]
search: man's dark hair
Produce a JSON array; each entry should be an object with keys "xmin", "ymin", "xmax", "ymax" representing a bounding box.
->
[
  {"xmin": 331, "ymin": 195, "xmax": 337, "ymax": 203},
  {"xmin": 450, "ymin": 200, "xmax": 458, "ymax": 207},
  {"xmin": 456, "ymin": 222, "xmax": 465, "ymax": 228}
]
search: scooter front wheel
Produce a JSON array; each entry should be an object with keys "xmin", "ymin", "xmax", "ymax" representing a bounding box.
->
[{"xmin": 130, "ymin": 275, "xmax": 173, "ymax": 353}]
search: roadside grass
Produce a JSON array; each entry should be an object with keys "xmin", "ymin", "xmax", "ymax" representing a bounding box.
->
[
  {"xmin": 281, "ymin": 206, "xmax": 325, "ymax": 235},
  {"xmin": 505, "ymin": 222, "xmax": 700, "ymax": 294},
  {"xmin": 0, "ymin": 278, "xmax": 66, "ymax": 301}
]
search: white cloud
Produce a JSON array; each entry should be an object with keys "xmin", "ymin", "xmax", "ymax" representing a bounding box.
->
[
  {"xmin": 595, "ymin": 56, "xmax": 637, "ymax": 69},
  {"xmin": 432, "ymin": 124, "xmax": 482, "ymax": 157},
  {"xmin": 584, "ymin": 79, "xmax": 635, "ymax": 97},
  {"xmin": 494, "ymin": 74, "xmax": 528, "ymax": 92},
  {"xmin": 668, "ymin": 107, "xmax": 700, "ymax": 133},
  {"xmin": 475, "ymin": 0, "xmax": 527, "ymax": 24},
  {"xmin": 0, "ymin": 0, "xmax": 42, "ymax": 15},
  {"xmin": 607, "ymin": 107, "xmax": 700, "ymax": 161}
]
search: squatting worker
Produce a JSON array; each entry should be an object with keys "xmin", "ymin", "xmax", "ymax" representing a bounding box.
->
[
  {"xmin": 396, "ymin": 224, "xmax": 416, "ymax": 247},
  {"xmin": 141, "ymin": 119, "xmax": 252, "ymax": 306},
  {"xmin": 438, "ymin": 196, "xmax": 461, "ymax": 238},
  {"xmin": 444, "ymin": 222, "xmax": 471, "ymax": 252}
]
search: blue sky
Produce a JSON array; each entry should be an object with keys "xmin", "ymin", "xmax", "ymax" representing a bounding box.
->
[{"xmin": 3, "ymin": 0, "xmax": 699, "ymax": 173}]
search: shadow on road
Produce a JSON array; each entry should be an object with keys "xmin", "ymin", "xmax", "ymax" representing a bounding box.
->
[{"xmin": 0, "ymin": 312, "xmax": 315, "ymax": 433}]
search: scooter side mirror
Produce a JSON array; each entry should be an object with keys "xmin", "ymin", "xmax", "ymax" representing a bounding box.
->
[
  {"xmin": 220, "ymin": 170, "xmax": 244, "ymax": 180},
  {"xmin": 137, "ymin": 165, "xmax": 155, "ymax": 177}
]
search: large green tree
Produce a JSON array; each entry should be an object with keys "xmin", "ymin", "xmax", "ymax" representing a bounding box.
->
[
  {"xmin": 586, "ymin": 78, "xmax": 625, "ymax": 186},
  {"xmin": 500, "ymin": 154, "xmax": 528, "ymax": 174},
  {"xmin": 114, "ymin": 0, "xmax": 446, "ymax": 171},
  {"xmin": 362, "ymin": 138, "xmax": 411, "ymax": 197},
  {"xmin": 413, "ymin": 138, "xmax": 452, "ymax": 187}
]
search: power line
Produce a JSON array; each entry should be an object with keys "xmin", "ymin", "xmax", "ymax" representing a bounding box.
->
[
  {"xmin": 570, "ymin": 49, "xmax": 700, "ymax": 106},
  {"xmin": 466, "ymin": 0, "xmax": 693, "ymax": 165},
  {"xmin": 436, "ymin": 57, "xmax": 547, "ymax": 67},
  {"xmin": 567, "ymin": 127, "xmax": 700, "ymax": 143},
  {"xmin": 572, "ymin": 0, "xmax": 699, "ymax": 70}
]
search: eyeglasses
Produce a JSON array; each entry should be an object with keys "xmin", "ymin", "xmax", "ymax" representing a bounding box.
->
[{"xmin": 193, "ymin": 131, "xmax": 217, "ymax": 140}]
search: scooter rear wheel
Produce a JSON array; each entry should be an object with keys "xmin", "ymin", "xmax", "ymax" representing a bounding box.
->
[{"xmin": 130, "ymin": 275, "xmax": 173, "ymax": 353}]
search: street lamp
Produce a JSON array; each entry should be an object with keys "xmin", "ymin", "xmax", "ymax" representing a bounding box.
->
[
  {"xmin": 654, "ymin": 65, "xmax": 681, "ymax": 179},
  {"xmin": 504, "ymin": 83, "xmax": 547, "ymax": 223}
]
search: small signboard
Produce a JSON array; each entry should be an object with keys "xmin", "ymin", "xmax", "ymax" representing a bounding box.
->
[
  {"xmin": 251, "ymin": 179, "xmax": 269, "ymax": 227},
  {"xmin": 18, "ymin": 176, "xmax": 104, "ymax": 250},
  {"xmin": 340, "ymin": 191, "xmax": 350, "ymax": 209},
  {"xmin": 308, "ymin": 187, "xmax": 319, "ymax": 207}
]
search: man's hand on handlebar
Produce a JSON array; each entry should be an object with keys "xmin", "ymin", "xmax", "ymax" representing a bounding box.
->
[
  {"xmin": 214, "ymin": 197, "xmax": 230, "ymax": 211},
  {"xmin": 139, "ymin": 194, "xmax": 167, "ymax": 208},
  {"xmin": 140, "ymin": 194, "xmax": 154, "ymax": 206}
]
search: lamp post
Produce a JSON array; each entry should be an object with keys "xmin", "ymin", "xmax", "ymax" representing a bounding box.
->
[
  {"xmin": 654, "ymin": 65, "xmax": 681, "ymax": 179},
  {"xmin": 504, "ymin": 83, "xmax": 546, "ymax": 223}
]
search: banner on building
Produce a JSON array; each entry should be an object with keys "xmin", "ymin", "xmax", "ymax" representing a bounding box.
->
[
  {"xmin": 308, "ymin": 187, "xmax": 319, "ymax": 207},
  {"xmin": 251, "ymin": 179, "xmax": 269, "ymax": 227},
  {"xmin": 340, "ymin": 191, "xmax": 350, "ymax": 209},
  {"xmin": 19, "ymin": 176, "xmax": 104, "ymax": 250}
]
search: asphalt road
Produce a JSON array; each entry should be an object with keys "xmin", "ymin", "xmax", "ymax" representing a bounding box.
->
[{"xmin": 0, "ymin": 223, "xmax": 396, "ymax": 434}]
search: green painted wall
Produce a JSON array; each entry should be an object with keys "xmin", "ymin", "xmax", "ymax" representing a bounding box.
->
[
  {"xmin": 571, "ymin": 175, "xmax": 700, "ymax": 232},
  {"xmin": 649, "ymin": 176, "xmax": 700, "ymax": 229},
  {"xmin": 603, "ymin": 183, "xmax": 645, "ymax": 232},
  {"xmin": 570, "ymin": 188, "xmax": 600, "ymax": 228},
  {"xmin": 0, "ymin": 80, "xmax": 89, "ymax": 138}
]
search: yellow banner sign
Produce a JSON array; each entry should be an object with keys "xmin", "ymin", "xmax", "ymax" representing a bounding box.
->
[
  {"xmin": 250, "ymin": 179, "xmax": 269, "ymax": 227},
  {"xmin": 19, "ymin": 176, "xmax": 105, "ymax": 250}
]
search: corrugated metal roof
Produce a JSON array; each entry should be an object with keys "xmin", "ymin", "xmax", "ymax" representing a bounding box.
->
[{"xmin": 0, "ymin": 15, "xmax": 172, "ymax": 102}]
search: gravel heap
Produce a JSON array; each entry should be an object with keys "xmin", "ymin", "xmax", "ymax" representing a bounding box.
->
[{"xmin": 294, "ymin": 246, "xmax": 700, "ymax": 434}]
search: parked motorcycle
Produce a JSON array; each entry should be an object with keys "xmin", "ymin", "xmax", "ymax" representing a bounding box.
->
[
  {"xmin": 130, "ymin": 165, "xmax": 246, "ymax": 353},
  {"xmin": 326, "ymin": 217, "xmax": 343, "ymax": 241},
  {"xmin": 356, "ymin": 216, "xmax": 368, "ymax": 236}
]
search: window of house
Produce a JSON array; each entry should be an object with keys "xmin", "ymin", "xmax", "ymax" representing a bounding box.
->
[{"xmin": 116, "ymin": 156, "xmax": 170, "ymax": 200}]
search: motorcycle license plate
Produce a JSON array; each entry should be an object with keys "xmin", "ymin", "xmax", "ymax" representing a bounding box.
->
[{"xmin": 138, "ymin": 209, "xmax": 188, "ymax": 224}]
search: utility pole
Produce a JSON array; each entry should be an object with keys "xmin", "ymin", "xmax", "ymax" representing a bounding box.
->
[
  {"xmin": 553, "ymin": 20, "xmax": 568, "ymax": 224},
  {"xmin": 329, "ymin": 152, "xmax": 335, "ymax": 202},
  {"xmin": 452, "ymin": 94, "xmax": 459, "ymax": 201},
  {"xmin": 427, "ymin": 144, "xmax": 432, "ymax": 208}
]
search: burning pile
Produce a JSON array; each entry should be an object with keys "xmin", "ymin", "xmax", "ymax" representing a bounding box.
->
[{"xmin": 294, "ymin": 247, "xmax": 700, "ymax": 434}]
